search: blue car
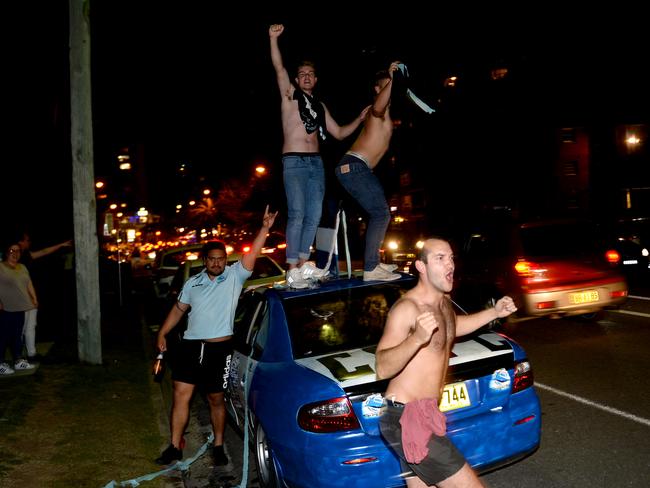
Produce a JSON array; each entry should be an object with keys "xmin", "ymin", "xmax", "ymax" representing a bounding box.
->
[{"xmin": 226, "ymin": 275, "xmax": 541, "ymax": 487}]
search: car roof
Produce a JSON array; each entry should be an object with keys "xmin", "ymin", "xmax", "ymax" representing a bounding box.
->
[{"xmin": 270, "ymin": 272, "xmax": 417, "ymax": 299}]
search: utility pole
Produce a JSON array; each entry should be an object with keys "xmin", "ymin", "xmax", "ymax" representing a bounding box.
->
[{"xmin": 69, "ymin": 0, "xmax": 102, "ymax": 364}]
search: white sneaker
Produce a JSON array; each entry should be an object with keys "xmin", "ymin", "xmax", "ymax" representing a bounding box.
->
[
  {"xmin": 378, "ymin": 263, "xmax": 399, "ymax": 273},
  {"xmin": 0, "ymin": 362, "xmax": 15, "ymax": 375},
  {"xmin": 14, "ymin": 359, "xmax": 35, "ymax": 371},
  {"xmin": 363, "ymin": 265, "xmax": 401, "ymax": 282},
  {"xmin": 300, "ymin": 262, "xmax": 329, "ymax": 280},
  {"xmin": 287, "ymin": 268, "xmax": 309, "ymax": 289}
]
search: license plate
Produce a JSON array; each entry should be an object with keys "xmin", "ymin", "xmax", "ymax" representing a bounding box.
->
[
  {"xmin": 568, "ymin": 290, "xmax": 599, "ymax": 304},
  {"xmin": 439, "ymin": 382, "xmax": 471, "ymax": 412}
]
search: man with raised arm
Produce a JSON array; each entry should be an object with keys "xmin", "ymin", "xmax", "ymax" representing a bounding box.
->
[
  {"xmin": 155, "ymin": 206, "xmax": 277, "ymax": 467},
  {"xmin": 269, "ymin": 23, "xmax": 367, "ymax": 289}
]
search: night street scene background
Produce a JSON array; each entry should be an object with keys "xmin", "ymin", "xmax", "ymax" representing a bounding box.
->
[{"xmin": 4, "ymin": 2, "xmax": 650, "ymax": 265}]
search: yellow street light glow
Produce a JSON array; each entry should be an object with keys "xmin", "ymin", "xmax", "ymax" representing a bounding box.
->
[
  {"xmin": 95, "ymin": 181, "xmax": 104, "ymax": 189},
  {"xmin": 176, "ymin": 204, "xmax": 182, "ymax": 209},
  {"xmin": 255, "ymin": 165, "xmax": 266, "ymax": 175},
  {"xmin": 189, "ymin": 200, "xmax": 196, "ymax": 206},
  {"xmin": 203, "ymin": 189, "xmax": 211, "ymax": 195},
  {"xmin": 119, "ymin": 162, "xmax": 132, "ymax": 170},
  {"xmin": 109, "ymin": 204, "xmax": 117, "ymax": 210}
]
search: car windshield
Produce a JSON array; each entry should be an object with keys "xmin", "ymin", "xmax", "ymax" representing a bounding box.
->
[
  {"xmin": 283, "ymin": 283, "xmax": 408, "ymax": 359},
  {"xmin": 519, "ymin": 221, "xmax": 606, "ymax": 257}
]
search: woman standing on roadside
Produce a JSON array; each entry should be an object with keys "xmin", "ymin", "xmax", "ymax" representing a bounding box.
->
[
  {"xmin": 0, "ymin": 242, "xmax": 37, "ymax": 375},
  {"xmin": 17, "ymin": 230, "xmax": 72, "ymax": 360}
]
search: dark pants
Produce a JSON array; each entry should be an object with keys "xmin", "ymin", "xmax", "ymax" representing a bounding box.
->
[{"xmin": 0, "ymin": 310, "xmax": 26, "ymax": 363}]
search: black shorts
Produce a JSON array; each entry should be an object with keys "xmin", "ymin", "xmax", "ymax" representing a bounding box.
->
[
  {"xmin": 170, "ymin": 339, "xmax": 232, "ymax": 393},
  {"xmin": 379, "ymin": 401, "xmax": 466, "ymax": 485}
]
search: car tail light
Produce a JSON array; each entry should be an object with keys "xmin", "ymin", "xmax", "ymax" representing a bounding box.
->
[
  {"xmin": 610, "ymin": 289, "xmax": 628, "ymax": 299},
  {"xmin": 514, "ymin": 260, "xmax": 547, "ymax": 283},
  {"xmin": 242, "ymin": 245, "xmax": 251, "ymax": 253},
  {"xmin": 514, "ymin": 260, "xmax": 545, "ymax": 277},
  {"xmin": 605, "ymin": 249, "xmax": 620, "ymax": 264},
  {"xmin": 535, "ymin": 300, "xmax": 556, "ymax": 310},
  {"xmin": 512, "ymin": 360, "xmax": 534, "ymax": 393},
  {"xmin": 298, "ymin": 397, "xmax": 360, "ymax": 433}
]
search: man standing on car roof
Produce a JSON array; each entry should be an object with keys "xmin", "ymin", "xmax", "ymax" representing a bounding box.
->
[
  {"xmin": 155, "ymin": 206, "xmax": 278, "ymax": 467},
  {"xmin": 269, "ymin": 23, "xmax": 368, "ymax": 289},
  {"xmin": 376, "ymin": 237, "xmax": 517, "ymax": 487},
  {"xmin": 335, "ymin": 61, "xmax": 402, "ymax": 282}
]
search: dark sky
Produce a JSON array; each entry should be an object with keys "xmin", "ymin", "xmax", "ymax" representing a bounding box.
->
[{"xmin": 3, "ymin": 2, "xmax": 649, "ymax": 242}]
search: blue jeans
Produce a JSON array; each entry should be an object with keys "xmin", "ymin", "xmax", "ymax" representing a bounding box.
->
[
  {"xmin": 335, "ymin": 154, "xmax": 391, "ymax": 272},
  {"xmin": 282, "ymin": 153, "xmax": 325, "ymax": 265}
]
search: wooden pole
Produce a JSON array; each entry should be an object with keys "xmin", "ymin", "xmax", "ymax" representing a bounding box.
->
[{"xmin": 69, "ymin": 0, "xmax": 102, "ymax": 364}]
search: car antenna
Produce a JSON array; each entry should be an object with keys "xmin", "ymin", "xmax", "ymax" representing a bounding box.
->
[{"xmin": 449, "ymin": 297, "xmax": 469, "ymax": 315}]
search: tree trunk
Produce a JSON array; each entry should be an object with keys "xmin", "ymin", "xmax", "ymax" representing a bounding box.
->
[{"xmin": 69, "ymin": 0, "xmax": 102, "ymax": 364}]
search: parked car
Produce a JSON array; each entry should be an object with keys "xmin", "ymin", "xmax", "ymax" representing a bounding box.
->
[
  {"xmin": 381, "ymin": 221, "xmax": 426, "ymax": 272},
  {"xmin": 167, "ymin": 252, "xmax": 286, "ymax": 302},
  {"xmin": 601, "ymin": 215, "xmax": 650, "ymax": 285},
  {"xmin": 226, "ymin": 275, "xmax": 541, "ymax": 488},
  {"xmin": 229, "ymin": 231, "xmax": 287, "ymax": 265},
  {"xmin": 151, "ymin": 243, "xmax": 204, "ymax": 298},
  {"xmin": 453, "ymin": 215, "xmax": 629, "ymax": 323}
]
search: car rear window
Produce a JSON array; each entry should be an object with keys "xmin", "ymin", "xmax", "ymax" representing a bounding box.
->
[
  {"xmin": 519, "ymin": 221, "xmax": 605, "ymax": 257},
  {"xmin": 283, "ymin": 283, "xmax": 409, "ymax": 359}
]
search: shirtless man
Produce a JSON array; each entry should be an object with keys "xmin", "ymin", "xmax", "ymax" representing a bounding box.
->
[
  {"xmin": 376, "ymin": 237, "xmax": 517, "ymax": 487},
  {"xmin": 269, "ymin": 24, "xmax": 367, "ymax": 289},
  {"xmin": 335, "ymin": 61, "xmax": 401, "ymax": 282}
]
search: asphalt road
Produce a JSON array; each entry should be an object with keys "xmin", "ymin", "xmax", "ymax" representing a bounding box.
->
[{"xmin": 481, "ymin": 290, "xmax": 650, "ymax": 487}]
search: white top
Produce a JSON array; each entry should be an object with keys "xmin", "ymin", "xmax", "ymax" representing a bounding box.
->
[{"xmin": 178, "ymin": 261, "xmax": 251, "ymax": 340}]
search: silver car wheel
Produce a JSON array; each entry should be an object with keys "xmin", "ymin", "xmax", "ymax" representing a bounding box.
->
[{"xmin": 254, "ymin": 421, "xmax": 279, "ymax": 487}]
